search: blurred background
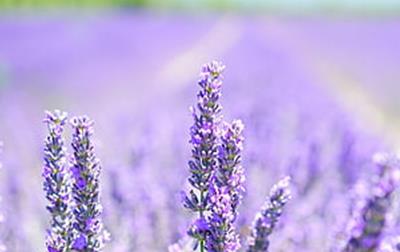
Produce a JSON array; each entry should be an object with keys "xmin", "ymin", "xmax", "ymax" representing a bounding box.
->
[{"xmin": 0, "ymin": 1, "xmax": 400, "ymax": 251}]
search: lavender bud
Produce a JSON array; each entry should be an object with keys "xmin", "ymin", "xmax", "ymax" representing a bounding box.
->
[
  {"xmin": 342, "ymin": 153, "xmax": 400, "ymax": 252},
  {"xmin": 247, "ymin": 176, "xmax": 291, "ymax": 252},
  {"xmin": 42, "ymin": 110, "xmax": 74, "ymax": 252},
  {"xmin": 70, "ymin": 116, "xmax": 109, "ymax": 252}
]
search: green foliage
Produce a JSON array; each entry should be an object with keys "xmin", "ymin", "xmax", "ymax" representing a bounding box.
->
[{"xmin": 0, "ymin": 0, "xmax": 399, "ymax": 15}]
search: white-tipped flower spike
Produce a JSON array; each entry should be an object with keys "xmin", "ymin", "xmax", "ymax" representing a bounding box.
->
[
  {"xmin": 42, "ymin": 110, "xmax": 74, "ymax": 252},
  {"xmin": 70, "ymin": 116, "xmax": 109, "ymax": 252},
  {"xmin": 215, "ymin": 119, "xmax": 245, "ymax": 218},
  {"xmin": 206, "ymin": 119, "xmax": 245, "ymax": 252},
  {"xmin": 182, "ymin": 61, "xmax": 225, "ymax": 251},
  {"xmin": 247, "ymin": 176, "xmax": 291, "ymax": 252}
]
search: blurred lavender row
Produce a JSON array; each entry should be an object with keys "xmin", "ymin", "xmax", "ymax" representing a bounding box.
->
[{"xmin": 0, "ymin": 12, "xmax": 400, "ymax": 251}]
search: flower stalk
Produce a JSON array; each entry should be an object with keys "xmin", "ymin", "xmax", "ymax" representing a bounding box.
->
[
  {"xmin": 247, "ymin": 177, "xmax": 291, "ymax": 252},
  {"xmin": 70, "ymin": 116, "xmax": 109, "ymax": 252},
  {"xmin": 42, "ymin": 110, "xmax": 74, "ymax": 252}
]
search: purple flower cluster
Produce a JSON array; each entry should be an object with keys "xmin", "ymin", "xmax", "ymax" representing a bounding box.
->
[
  {"xmin": 70, "ymin": 116, "xmax": 109, "ymax": 252},
  {"xmin": 182, "ymin": 62, "xmax": 289, "ymax": 252},
  {"xmin": 4, "ymin": 17, "xmax": 400, "ymax": 251},
  {"xmin": 42, "ymin": 111, "xmax": 108, "ymax": 252},
  {"xmin": 206, "ymin": 120, "xmax": 245, "ymax": 252},
  {"xmin": 183, "ymin": 61, "xmax": 226, "ymax": 250},
  {"xmin": 22, "ymin": 60, "xmax": 400, "ymax": 251},
  {"xmin": 215, "ymin": 120, "xmax": 245, "ymax": 218},
  {"xmin": 42, "ymin": 110, "xmax": 74, "ymax": 252},
  {"xmin": 342, "ymin": 153, "xmax": 400, "ymax": 252},
  {"xmin": 247, "ymin": 176, "xmax": 292, "ymax": 252},
  {"xmin": 206, "ymin": 184, "xmax": 240, "ymax": 252}
]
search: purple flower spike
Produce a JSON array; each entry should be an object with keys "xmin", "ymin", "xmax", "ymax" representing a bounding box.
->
[
  {"xmin": 42, "ymin": 110, "xmax": 74, "ymax": 252},
  {"xmin": 342, "ymin": 153, "xmax": 400, "ymax": 252},
  {"xmin": 247, "ymin": 176, "xmax": 291, "ymax": 252},
  {"xmin": 205, "ymin": 119, "xmax": 245, "ymax": 252},
  {"xmin": 216, "ymin": 119, "xmax": 245, "ymax": 218},
  {"xmin": 183, "ymin": 61, "xmax": 225, "ymax": 250},
  {"xmin": 206, "ymin": 183, "xmax": 241, "ymax": 252},
  {"xmin": 70, "ymin": 116, "xmax": 109, "ymax": 252}
]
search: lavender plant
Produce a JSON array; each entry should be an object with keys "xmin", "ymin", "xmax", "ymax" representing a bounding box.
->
[
  {"xmin": 42, "ymin": 110, "xmax": 74, "ymax": 252},
  {"xmin": 215, "ymin": 120, "xmax": 245, "ymax": 218},
  {"xmin": 342, "ymin": 153, "xmax": 400, "ymax": 252},
  {"xmin": 247, "ymin": 176, "xmax": 291, "ymax": 252},
  {"xmin": 182, "ymin": 61, "xmax": 225, "ymax": 251},
  {"xmin": 206, "ymin": 120, "xmax": 245, "ymax": 252},
  {"xmin": 70, "ymin": 116, "xmax": 109, "ymax": 252},
  {"xmin": 206, "ymin": 184, "xmax": 240, "ymax": 252}
]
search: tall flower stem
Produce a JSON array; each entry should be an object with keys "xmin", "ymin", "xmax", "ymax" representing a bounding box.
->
[
  {"xmin": 247, "ymin": 177, "xmax": 291, "ymax": 252},
  {"xmin": 182, "ymin": 61, "xmax": 225, "ymax": 251},
  {"xmin": 206, "ymin": 120, "xmax": 245, "ymax": 252},
  {"xmin": 200, "ymin": 191, "xmax": 205, "ymax": 252},
  {"xmin": 42, "ymin": 110, "xmax": 74, "ymax": 252},
  {"xmin": 70, "ymin": 116, "xmax": 108, "ymax": 252}
]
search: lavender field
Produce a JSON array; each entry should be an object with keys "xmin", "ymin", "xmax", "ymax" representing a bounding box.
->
[{"xmin": 0, "ymin": 11, "xmax": 400, "ymax": 252}]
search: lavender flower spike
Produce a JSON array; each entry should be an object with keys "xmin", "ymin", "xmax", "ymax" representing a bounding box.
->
[
  {"xmin": 206, "ymin": 120, "xmax": 245, "ymax": 252},
  {"xmin": 70, "ymin": 116, "xmax": 109, "ymax": 252},
  {"xmin": 206, "ymin": 184, "xmax": 240, "ymax": 252},
  {"xmin": 182, "ymin": 61, "xmax": 225, "ymax": 250},
  {"xmin": 43, "ymin": 110, "xmax": 74, "ymax": 252},
  {"xmin": 247, "ymin": 176, "xmax": 291, "ymax": 252},
  {"xmin": 342, "ymin": 153, "xmax": 400, "ymax": 252},
  {"xmin": 216, "ymin": 120, "xmax": 245, "ymax": 218}
]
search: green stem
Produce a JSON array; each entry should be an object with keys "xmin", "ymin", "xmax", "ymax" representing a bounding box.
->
[
  {"xmin": 200, "ymin": 240, "xmax": 205, "ymax": 252},
  {"xmin": 199, "ymin": 189, "xmax": 205, "ymax": 252}
]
